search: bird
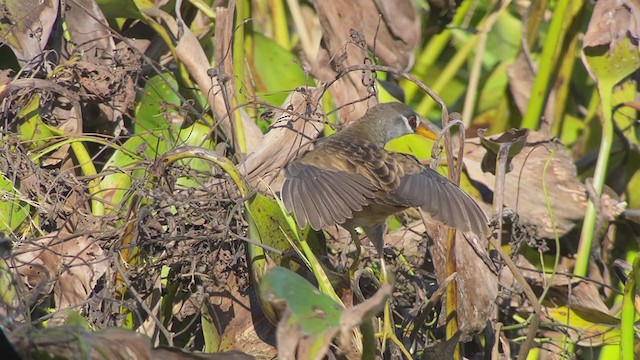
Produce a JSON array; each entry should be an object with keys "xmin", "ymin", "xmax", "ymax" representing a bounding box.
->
[{"xmin": 281, "ymin": 102, "xmax": 489, "ymax": 276}]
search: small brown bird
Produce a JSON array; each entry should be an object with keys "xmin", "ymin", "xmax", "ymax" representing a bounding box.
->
[{"xmin": 281, "ymin": 102, "xmax": 488, "ymax": 274}]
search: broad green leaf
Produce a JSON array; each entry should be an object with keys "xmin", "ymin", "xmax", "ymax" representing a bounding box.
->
[
  {"xmin": 134, "ymin": 73, "xmax": 181, "ymax": 135},
  {"xmin": 558, "ymin": 113, "xmax": 585, "ymax": 146},
  {"xmin": 0, "ymin": 260, "xmax": 16, "ymax": 306},
  {"xmin": 173, "ymin": 122, "xmax": 216, "ymax": 188},
  {"xmin": 260, "ymin": 267, "xmax": 391, "ymax": 359},
  {"xmin": 247, "ymin": 193, "xmax": 297, "ymax": 266},
  {"xmin": 65, "ymin": 311, "xmax": 91, "ymax": 330},
  {"xmin": 17, "ymin": 94, "xmax": 56, "ymax": 149},
  {"xmin": 626, "ymin": 158, "xmax": 640, "ymax": 210},
  {"xmin": 612, "ymin": 80, "xmax": 639, "ymax": 146},
  {"xmin": 483, "ymin": 10, "xmax": 522, "ymax": 68},
  {"xmin": 385, "ymin": 133, "xmax": 435, "ymax": 159},
  {"xmin": 583, "ymin": 38, "xmax": 640, "ymax": 91},
  {"xmin": 96, "ymin": 0, "xmax": 147, "ymax": 19},
  {"xmin": 247, "ymin": 192, "xmax": 322, "ymax": 322},
  {"xmin": 251, "ymin": 33, "xmax": 312, "ymax": 106},
  {"xmin": 261, "ymin": 267, "xmax": 342, "ymax": 335},
  {"xmin": 97, "ymin": 134, "xmax": 167, "ymax": 214},
  {"xmin": 547, "ymin": 306, "xmax": 620, "ymax": 347},
  {"xmin": 201, "ymin": 301, "xmax": 222, "ymax": 352},
  {"xmin": 477, "ymin": 62, "xmax": 510, "ymax": 114},
  {"xmin": 0, "ymin": 173, "xmax": 30, "ymax": 232},
  {"xmin": 98, "ymin": 120, "xmax": 215, "ymax": 212}
]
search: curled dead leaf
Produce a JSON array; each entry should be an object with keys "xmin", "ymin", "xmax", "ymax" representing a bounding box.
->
[{"xmin": 11, "ymin": 232, "xmax": 107, "ymax": 311}]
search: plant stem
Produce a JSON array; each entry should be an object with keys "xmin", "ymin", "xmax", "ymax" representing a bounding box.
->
[
  {"xmin": 404, "ymin": 0, "xmax": 473, "ymax": 103},
  {"xmin": 269, "ymin": 0, "xmax": 290, "ymax": 49},
  {"xmin": 521, "ymin": 0, "xmax": 575, "ymax": 129},
  {"xmin": 574, "ymin": 86, "xmax": 613, "ymax": 277},
  {"xmin": 462, "ymin": 0, "xmax": 511, "ymax": 127},
  {"xmin": 620, "ymin": 254, "xmax": 639, "ymax": 360}
]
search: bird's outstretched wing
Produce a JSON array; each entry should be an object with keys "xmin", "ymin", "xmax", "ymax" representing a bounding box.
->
[
  {"xmin": 388, "ymin": 153, "xmax": 489, "ymax": 236},
  {"xmin": 282, "ymin": 139, "xmax": 488, "ymax": 236},
  {"xmin": 281, "ymin": 138, "xmax": 402, "ymax": 230}
]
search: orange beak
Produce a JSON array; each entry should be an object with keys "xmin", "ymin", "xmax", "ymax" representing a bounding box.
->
[{"xmin": 415, "ymin": 122, "xmax": 440, "ymax": 141}]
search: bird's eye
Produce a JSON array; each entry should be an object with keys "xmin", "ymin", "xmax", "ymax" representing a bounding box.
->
[{"xmin": 408, "ymin": 115, "xmax": 417, "ymax": 129}]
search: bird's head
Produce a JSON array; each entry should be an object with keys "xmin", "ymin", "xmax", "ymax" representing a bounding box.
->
[{"xmin": 358, "ymin": 102, "xmax": 439, "ymax": 146}]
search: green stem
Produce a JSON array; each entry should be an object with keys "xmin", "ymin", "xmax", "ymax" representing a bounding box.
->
[
  {"xmin": 404, "ymin": 0, "xmax": 473, "ymax": 103},
  {"xmin": 416, "ymin": 35, "xmax": 478, "ymax": 117},
  {"xmin": 232, "ymin": 0, "xmax": 250, "ymax": 153},
  {"xmin": 159, "ymin": 146, "xmax": 250, "ymax": 196},
  {"xmin": 270, "ymin": 0, "xmax": 290, "ymax": 49},
  {"xmin": 620, "ymin": 254, "xmax": 638, "ymax": 360},
  {"xmin": 550, "ymin": 2, "xmax": 584, "ymax": 136},
  {"xmin": 521, "ymin": 0, "xmax": 574, "ymax": 129},
  {"xmin": 187, "ymin": 0, "xmax": 216, "ymax": 19},
  {"xmin": 462, "ymin": 0, "xmax": 511, "ymax": 127},
  {"xmin": 574, "ymin": 87, "xmax": 613, "ymax": 277},
  {"xmin": 286, "ymin": 0, "xmax": 313, "ymax": 58}
]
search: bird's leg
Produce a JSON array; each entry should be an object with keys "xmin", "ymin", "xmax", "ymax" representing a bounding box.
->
[
  {"xmin": 363, "ymin": 225, "xmax": 387, "ymax": 282},
  {"xmin": 348, "ymin": 228, "xmax": 364, "ymax": 277}
]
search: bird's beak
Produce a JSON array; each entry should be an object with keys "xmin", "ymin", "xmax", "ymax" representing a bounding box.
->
[{"xmin": 415, "ymin": 122, "xmax": 440, "ymax": 141}]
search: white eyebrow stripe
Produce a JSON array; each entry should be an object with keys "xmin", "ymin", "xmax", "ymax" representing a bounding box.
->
[{"xmin": 399, "ymin": 114, "xmax": 413, "ymax": 133}]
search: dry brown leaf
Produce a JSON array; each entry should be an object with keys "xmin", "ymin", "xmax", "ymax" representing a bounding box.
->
[
  {"xmin": 583, "ymin": 0, "xmax": 640, "ymax": 52},
  {"xmin": 462, "ymin": 131, "xmax": 625, "ymax": 239},
  {"xmin": 0, "ymin": 0, "xmax": 58, "ymax": 66},
  {"xmin": 385, "ymin": 219, "xmax": 497, "ymax": 339},
  {"xmin": 426, "ymin": 221, "xmax": 498, "ymax": 339},
  {"xmin": 12, "ymin": 231, "xmax": 107, "ymax": 311},
  {"xmin": 239, "ymin": 87, "xmax": 324, "ymax": 192},
  {"xmin": 206, "ymin": 271, "xmax": 276, "ymax": 357},
  {"xmin": 310, "ymin": 0, "xmax": 420, "ymax": 122}
]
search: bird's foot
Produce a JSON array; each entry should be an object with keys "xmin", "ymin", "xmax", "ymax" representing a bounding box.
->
[
  {"xmin": 379, "ymin": 296, "xmax": 413, "ymax": 359},
  {"xmin": 348, "ymin": 253, "xmax": 364, "ymax": 279},
  {"xmin": 348, "ymin": 229, "xmax": 365, "ymax": 279}
]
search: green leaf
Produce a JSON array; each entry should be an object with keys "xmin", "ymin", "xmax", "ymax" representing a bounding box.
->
[
  {"xmin": 385, "ymin": 133, "xmax": 435, "ymax": 159},
  {"xmin": 65, "ymin": 311, "xmax": 91, "ymax": 330},
  {"xmin": 477, "ymin": 62, "xmax": 510, "ymax": 114},
  {"xmin": 134, "ymin": 73, "xmax": 180, "ymax": 136},
  {"xmin": 483, "ymin": 10, "xmax": 522, "ymax": 68},
  {"xmin": 260, "ymin": 266, "xmax": 391, "ymax": 359},
  {"xmin": 201, "ymin": 301, "xmax": 222, "ymax": 353},
  {"xmin": 558, "ymin": 113, "xmax": 585, "ymax": 145},
  {"xmin": 96, "ymin": 0, "xmax": 147, "ymax": 19},
  {"xmin": 251, "ymin": 33, "xmax": 311, "ymax": 106},
  {"xmin": 626, "ymin": 158, "xmax": 640, "ymax": 210},
  {"xmin": 546, "ymin": 306, "xmax": 620, "ymax": 347},
  {"xmin": 583, "ymin": 38, "xmax": 640, "ymax": 91},
  {"xmin": 17, "ymin": 94, "xmax": 56, "ymax": 150},
  {"xmin": 173, "ymin": 122, "xmax": 217, "ymax": 188},
  {"xmin": 261, "ymin": 267, "xmax": 342, "ymax": 335},
  {"xmin": 97, "ymin": 134, "xmax": 167, "ymax": 214},
  {"xmin": 0, "ymin": 259, "xmax": 16, "ymax": 306},
  {"xmin": 247, "ymin": 193, "xmax": 296, "ymax": 265},
  {"xmin": 0, "ymin": 173, "xmax": 30, "ymax": 232}
]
